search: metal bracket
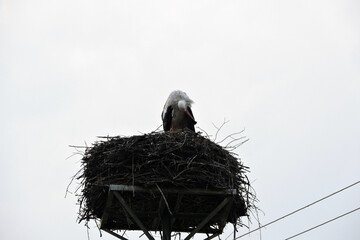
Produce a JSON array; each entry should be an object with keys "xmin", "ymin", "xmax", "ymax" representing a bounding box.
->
[
  {"xmin": 184, "ymin": 196, "xmax": 231, "ymax": 240},
  {"xmin": 113, "ymin": 191, "xmax": 155, "ymax": 240},
  {"xmin": 102, "ymin": 229, "xmax": 129, "ymax": 240},
  {"xmin": 101, "ymin": 185, "xmax": 239, "ymax": 240}
]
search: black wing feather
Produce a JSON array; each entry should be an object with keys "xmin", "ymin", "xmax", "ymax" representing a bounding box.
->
[
  {"xmin": 186, "ymin": 106, "xmax": 197, "ymax": 132},
  {"xmin": 162, "ymin": 105, "xmax": 173, "ymax": 131}
]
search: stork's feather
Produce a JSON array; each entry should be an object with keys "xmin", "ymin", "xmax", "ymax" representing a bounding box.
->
[
  {"xmin": 186, "ymin": 106, "xmax": 196, "ymax": 132},
  {"xmin": 162, "ymin": 105, "xmax": 173, "ymax": 131}
]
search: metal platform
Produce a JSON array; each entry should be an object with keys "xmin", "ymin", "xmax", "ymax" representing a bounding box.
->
[{"xmin": 100, "ymin": 184, "xmax": 239, "ymax": 240}]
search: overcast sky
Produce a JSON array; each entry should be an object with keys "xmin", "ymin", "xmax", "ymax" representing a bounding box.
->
[{"xmin": 1, "ymin": 1, "xmax": 359, "ymax": 239}]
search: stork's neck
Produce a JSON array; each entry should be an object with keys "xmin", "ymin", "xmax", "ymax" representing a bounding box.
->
[{"xmin": 178, "ymin": 100, "xmax": 187, "ymax": 111}]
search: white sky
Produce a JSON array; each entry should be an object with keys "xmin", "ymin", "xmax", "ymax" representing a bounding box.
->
[{"xmin": 1, "ymin": 0, "xmax": 359, "ymax": 239}]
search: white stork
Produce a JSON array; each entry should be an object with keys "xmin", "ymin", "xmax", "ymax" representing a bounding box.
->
[{"xmin": 162, "ymin": 90, "xmax": 197, "ymax": 132}]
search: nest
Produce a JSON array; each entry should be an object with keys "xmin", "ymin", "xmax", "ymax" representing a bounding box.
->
[{"xmin": 76, "ymin": 130, "xmax": 253, "ymax": 233}]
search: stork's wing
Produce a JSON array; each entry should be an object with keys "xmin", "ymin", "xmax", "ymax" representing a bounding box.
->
[
  {"xmin": 185, "ymin": 106, "xmax": 197, "ymax": 132},
  {"xmin": 162, "ymin": 105, "xmax": 173, "ymax": 131}
]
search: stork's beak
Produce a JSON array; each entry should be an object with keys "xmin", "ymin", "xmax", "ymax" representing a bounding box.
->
[{"xmin": 185, "ymin": 109, "xmax": 196, "ymax": 123}]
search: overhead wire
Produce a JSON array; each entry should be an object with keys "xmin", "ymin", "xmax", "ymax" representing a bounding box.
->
[
  {"xmin": 284, "ymin": 206, "xmax": 360, "ymax": 239},
  {"xmin": 233, "ymin": 179, "xmax": 360, "ymax": 239}
]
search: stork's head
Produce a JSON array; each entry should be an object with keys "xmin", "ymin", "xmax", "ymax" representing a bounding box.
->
[
  {"xmin": 178, "ymin": 100, "xmax": 187, "ymax": 112},
  {"xmin": 178, "ymin": 99, "xmax": 196, "ymax": 122},
  {"xmin": 163, "ymin": 90, "xmax": 194, "ymax": 113}
]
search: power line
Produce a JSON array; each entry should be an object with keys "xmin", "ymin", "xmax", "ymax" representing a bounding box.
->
[
  {"xmin": 234, "ymin": 179, "xmax": 360, "ymax": 239},
  {"xmin": 284, "ymin": 206, "xmax": 360, "ymax": 239}
]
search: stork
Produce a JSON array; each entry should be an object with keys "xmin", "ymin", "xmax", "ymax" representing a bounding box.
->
[{"xmin": 162, "ymin": 90, "xmax": 197, "ymax": 132}]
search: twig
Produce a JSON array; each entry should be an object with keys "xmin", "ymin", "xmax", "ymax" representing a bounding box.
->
[
  {"xmin": 65, "ymin": 168, "xmax": 83, "ymax": 198},
  {"xmin": 156, "ymin": 184, "xmax": 173, "ymax": 215},
  {"xmin": 216, "ymin": 129, "xmax": 245, "ymax": 144},
  {"xmin": 226, "ymin": 139, "xmax": 250, "ymax": 151},
  {"xmin": 69, "ymin": 145, "xmax": 88, "ymax": 148},
  {"xmin": 196, "ymin": 126, "xmax": 211, "ymax": 139},
  {"xmin": 212, "ymin": 119, "xmax": 229, "ymax": 142},
  {"xmin": 153, "ymin": 124, "xmax": 163, "ymax": 132}
]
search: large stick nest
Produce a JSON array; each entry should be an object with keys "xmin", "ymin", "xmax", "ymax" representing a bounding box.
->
[{"xmin": 76, "ymin": 131, "xmax": 254, "ymax": 232}]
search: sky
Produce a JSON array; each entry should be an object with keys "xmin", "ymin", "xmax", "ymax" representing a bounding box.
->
[{"xmin": 1, "ymin": 0, "xmax": 360, "ymax": 239}]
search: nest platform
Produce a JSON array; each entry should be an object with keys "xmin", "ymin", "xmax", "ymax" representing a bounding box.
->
[{"xmin": 77, "ymin": 131, "xmax": 252, "ymax": 239}]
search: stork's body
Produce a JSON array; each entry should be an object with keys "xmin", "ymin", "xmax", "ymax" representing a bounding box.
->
[{"xmin": 162, "ymin": 90, "xmax": 197, "ymax": 132}]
